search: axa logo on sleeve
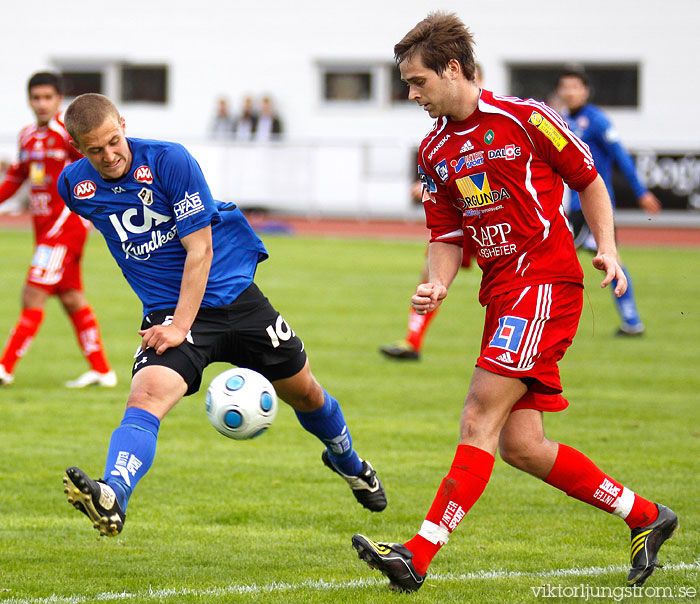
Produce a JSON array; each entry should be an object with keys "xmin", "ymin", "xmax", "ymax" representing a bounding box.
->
[
  {"xmin": 133, "ymin": 165, "xmax": 153, "ymax": 184},
  {"xmin": 73, "ymin": 180, "xmax": 96, "ymax": 199}
]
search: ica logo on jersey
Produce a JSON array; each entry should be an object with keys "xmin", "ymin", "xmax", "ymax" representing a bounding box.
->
[
  {"xmin": 73, "ymin": 180, "xmax": 97, "ymax": 200},
  {"xmin": 108, "ymin": 206, "xmax": 178, "ymax": 261}
]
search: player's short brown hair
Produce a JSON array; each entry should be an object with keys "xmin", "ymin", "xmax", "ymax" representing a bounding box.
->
[
  {"xmin": 394, "ymin": 12, "xmax": 477, "ymax": 81},
  {"xmin": 64, "ymin": 93, "xmax": 121, "ymax": 142}
]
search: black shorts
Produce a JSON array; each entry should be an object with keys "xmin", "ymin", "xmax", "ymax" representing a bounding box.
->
[{"xmin": 131, "ymin": 283, "xmax": 307, "ymax": 396}]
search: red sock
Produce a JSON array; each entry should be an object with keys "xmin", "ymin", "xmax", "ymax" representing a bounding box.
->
[
  {"xmin": 69, "ymin": 306, "xmax": 111, "ymax": 374},
  {"xmin": 404, "ymin": 445, "xmax": 495, "ymax": 574},
  {"xmin": 1, "ymin": 308, "xmax": 44, "ymax": 373},
  {"xmin": 545, "ymin": 444, "xmax": 658, "ymax": 529},
  {"xmin": 406, "ymin": 306, "xmax": 439, "ymax": 352}
]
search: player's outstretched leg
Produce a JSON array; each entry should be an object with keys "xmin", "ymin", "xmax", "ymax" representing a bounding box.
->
[
  {"xmin": 63, "ymin": 467, "xmax": 125, "ymax": 536},
  {"xmin": 63, "ymin": 408, "xmax": 159, "ymax": 534},
  {"xmin": 294, "ymin": 389, "xmax": 386, "ymax": 512},
  {"xmin": 628, "ymin": 504, "xmax": 679, "ymax": 586},
  {"xmin": 351, "ymin": 534, "xmax": 426, "ymax": 592},
  {"xmin": 543, "ymin": 444, "xmax": 679, "ymax": 585}
]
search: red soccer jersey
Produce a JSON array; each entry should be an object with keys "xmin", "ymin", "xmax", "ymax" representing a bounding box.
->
[
  {"xmin": 418, "ymin": 89, "xmax": 598, "ymax": 306},
  {"xmin": 0, "ymin": 114, "xmax": 87, "ymax": 254}
]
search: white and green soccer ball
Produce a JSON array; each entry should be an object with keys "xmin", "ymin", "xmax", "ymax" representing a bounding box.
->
[{"xmin": 206, "ymin": 368, "xmax": 278, "ymax": 440}]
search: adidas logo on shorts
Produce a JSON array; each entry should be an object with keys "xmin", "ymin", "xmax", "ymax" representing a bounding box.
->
[{"xmin": 496, "ymin": 351, "xmax": 513, "ymax": 363}]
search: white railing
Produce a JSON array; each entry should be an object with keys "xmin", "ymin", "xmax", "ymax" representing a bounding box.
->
[{"xmin": 0, "ymin": 137, "xmax": 422, "ymax": 219}]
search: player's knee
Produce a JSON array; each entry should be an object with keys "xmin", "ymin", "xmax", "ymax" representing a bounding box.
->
[
  {"xmin": 499, "ymin": 433, "xmax": 541, "ymax": 471},
  {"xmin": 274, "ymin": 369, "xmax": 324, "ymax": 412},
  {"xmin": 58, "ymin": 290, "xmax": 86, "ymax": 313},
  {"xmin": 459, "ymin": 399, "xmax": 505, "ymax": 445}
]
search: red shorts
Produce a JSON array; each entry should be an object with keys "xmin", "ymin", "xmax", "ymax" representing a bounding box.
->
[
  {"xmin": 476, "ymin": 282, "xmax": 583, "ymax": 413},
  {"xmin": 26, "ymin": 243, "xmax": 83, "ymax": 294}
]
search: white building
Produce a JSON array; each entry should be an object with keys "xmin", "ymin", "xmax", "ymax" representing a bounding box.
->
[{"xmin": 1, "ymin": 0, "xmax": 698, "ymax": 217}]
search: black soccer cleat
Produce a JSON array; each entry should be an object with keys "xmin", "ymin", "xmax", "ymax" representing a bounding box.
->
[
  {"xmin": 379, "ymin": 340, "xmax": 420, "ymax": 360},
  {"xmin": 63, "ymin": 466, "xmax": 125, "ymax": 537},
  {"xmin": 352, "ymin": 534, "xmax": 426, "ymax": 592},
  {"xmin": 322, "ymin": 449, "xmax": 387, "ymax": 512},
  {"xmin": 627, "ymin": 503, "xmax": 678, "ymax": 586}
]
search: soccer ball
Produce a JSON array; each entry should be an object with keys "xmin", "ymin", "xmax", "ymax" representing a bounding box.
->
[{"xmin": 205, "ymin": 368, "xmax": 278, "ymax": 440}]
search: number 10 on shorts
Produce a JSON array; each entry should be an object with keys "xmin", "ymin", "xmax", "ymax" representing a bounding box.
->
[{"xmin": 266, "ymin": 315, "xmax": 295, "ymax": 348}]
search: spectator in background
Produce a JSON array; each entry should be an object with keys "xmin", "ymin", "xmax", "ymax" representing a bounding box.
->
[
  {"xmin": 234, "ymin": 96, "xmax": 258, "ymax": 141},
  {"xmin": 557, "ymin": 70, "xmax": 662, "ymax": 336},
  {"xmin": 209, "ymin": 97, "xmax": 235, "ymax": 139},
  {"xmin": 255, "ymin": 96, "xmax": 283, "ymax": 141}
]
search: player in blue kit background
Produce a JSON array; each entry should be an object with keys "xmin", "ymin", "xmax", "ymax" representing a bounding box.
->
[
  {"xmin": 58, "ymin": 93, "xmax": 386, "ymax": 536},
  {"xmin": 557, "ymin": 70, "xmax": 662, "ymax": 336}
]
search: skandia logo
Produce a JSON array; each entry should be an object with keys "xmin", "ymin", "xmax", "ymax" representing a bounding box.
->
[
  {"xmin": 134, "ymin": 166, "xmax": 153, "ymax": 184},
  {"xmin": 427, "ymin": 134, "xmax": 450, "ymax": 160},
  {"xmin": 73, "ymin": 180, "xmax": 96, "ymax": 200}
]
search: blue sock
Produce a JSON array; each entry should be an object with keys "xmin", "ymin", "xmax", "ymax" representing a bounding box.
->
[
  {"xmin": 612, "ymin": 265, "xmax": 643, "ymax": 329},
  {"xmin": 104, "ymin": 407, "xmax": 160, "ymax": 512},
  {"xmin": 295, "ymin": 390, "xmax": 363, "ymax": 476}
]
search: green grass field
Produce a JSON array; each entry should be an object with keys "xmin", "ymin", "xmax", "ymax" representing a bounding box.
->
[{"xmin": 0, "ymin": 228, "xmax": 698, "ymax": 603}]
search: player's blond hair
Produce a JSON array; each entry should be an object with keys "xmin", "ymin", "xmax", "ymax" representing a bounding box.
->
[
  {"xmin": 64, "ymin": 93, "xmax": 121, "ymax": 142},
  {"xmin": 394, "ymin": 12, "xmax": 477, "ymax": 82}
]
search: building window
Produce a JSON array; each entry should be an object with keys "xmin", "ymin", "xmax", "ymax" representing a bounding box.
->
[
  {"xmin": 54, "ymin": 60, "xmax": 168, "ymax": 104},
  {"xmin": 61, "ymin": 71, "xmax": 103, "ymax": 96},
  {"xmin": 324, "ymin": 71, "xmax": 373, "ymax": 101},
  {"xmin": 121, "ymin": 64, "xmax": 168, "ymax": 103},
  {"xmin": 390, "ymin": 64, "xmax": 411, "ymax": 103},
  {"xmin": 319, "ymin": 62, "xmax": 419, "ymax": 107},
  {"xmin": 508, "ymin": 63, "xmax": 640, "ymax": 107}
]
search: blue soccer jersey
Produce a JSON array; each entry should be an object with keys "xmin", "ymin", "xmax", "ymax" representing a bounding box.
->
[
  {"xmin": 58, "ymin": 138, "xmax": 268, "ymax": 316},
  {"xmin": 564, "ymin": 104, "xmax": 647, "ymax": 211}
]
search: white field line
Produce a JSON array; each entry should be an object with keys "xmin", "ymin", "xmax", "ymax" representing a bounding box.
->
[{"xmin": 2, "ymin": 562, "xmax": 698, "ymax": 604}]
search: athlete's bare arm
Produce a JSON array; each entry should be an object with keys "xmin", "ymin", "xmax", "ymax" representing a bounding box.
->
[
  {"xmin": 138, "ymin": 226, "xmax": 213, "ymax": 354},
  {"xmin": 412, "ymin": 241, "xmax": 462, "ymax": 314},
  {"xmin": 578, "ymin": 175, "xmax": 627, "ymax": 296}
]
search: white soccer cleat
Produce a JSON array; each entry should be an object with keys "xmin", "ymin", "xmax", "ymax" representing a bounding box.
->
[
  {"xmin": 65, "ymin": 370, "xmax": 117, "ymax": 389},
  {"xmin": 0, "ymin": 364, "xmax": 15, "ymax": 386}
]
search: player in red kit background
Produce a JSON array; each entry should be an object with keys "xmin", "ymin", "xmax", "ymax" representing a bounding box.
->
[
  {"xmin": 352, "ymin": 13, "xmax": 677, "ymax": 592},
  {"xmin": 0, "ymin": 72, "xmax": 115, "ymax": 388}
]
